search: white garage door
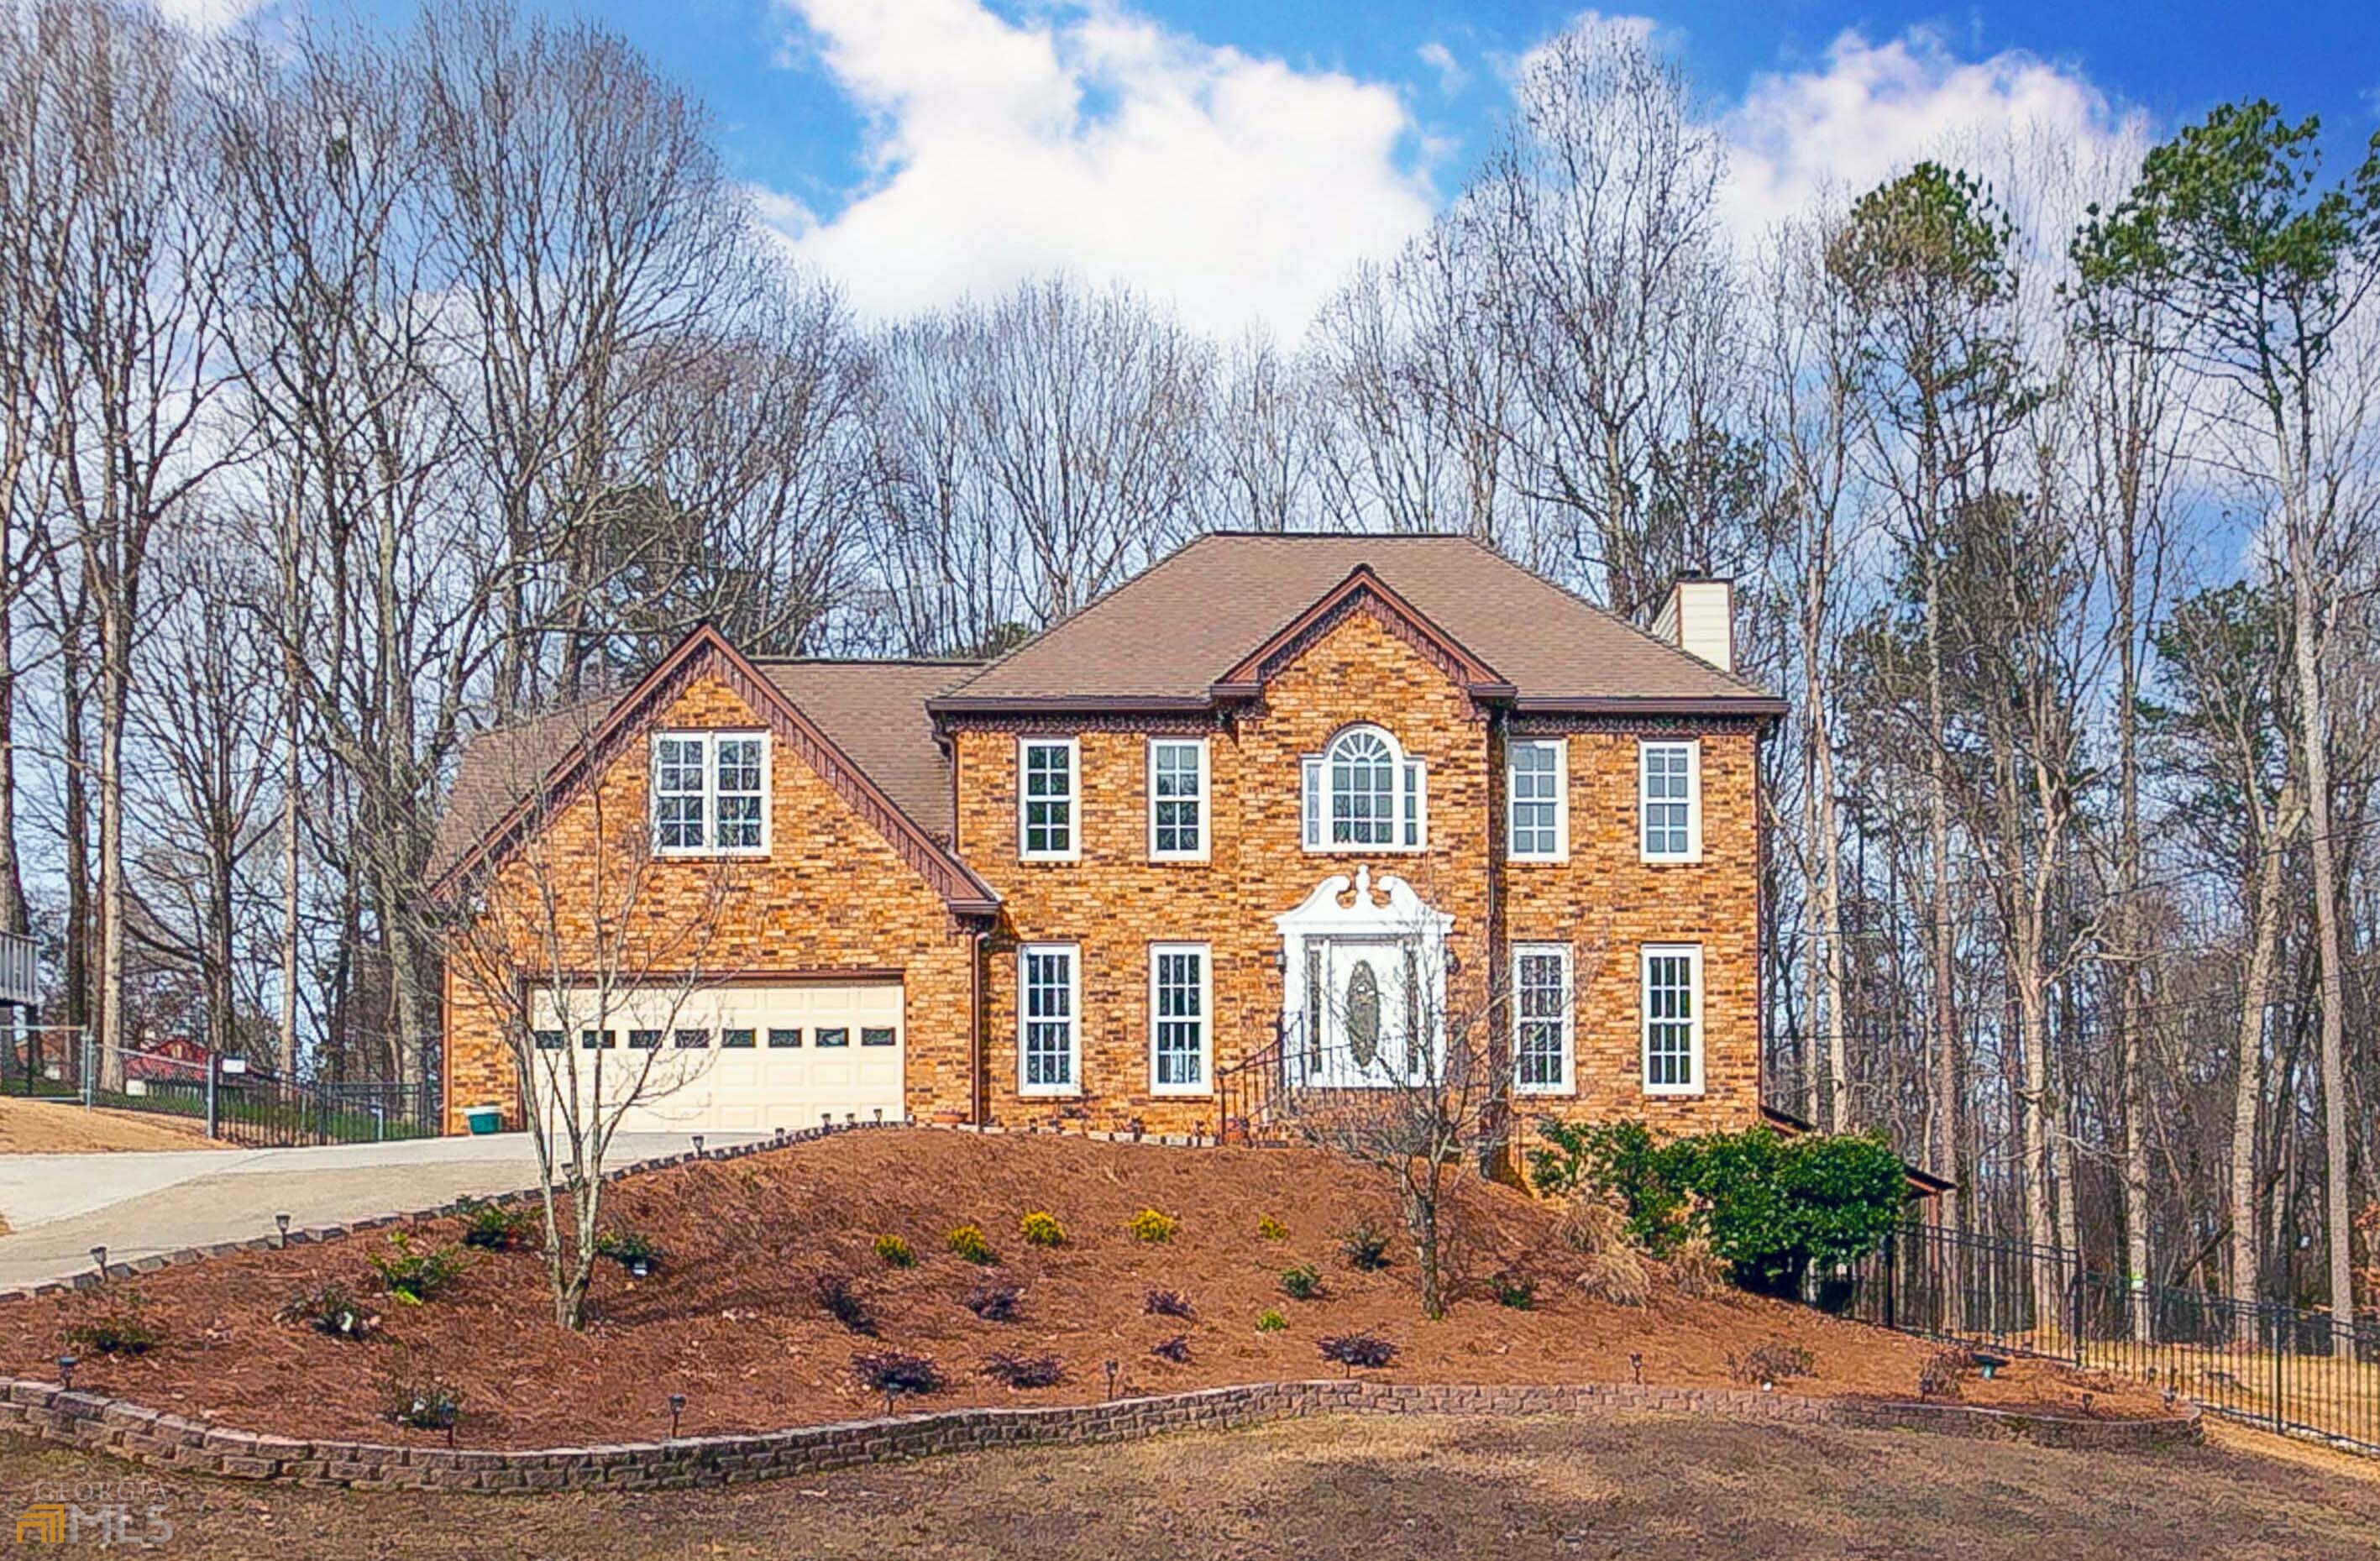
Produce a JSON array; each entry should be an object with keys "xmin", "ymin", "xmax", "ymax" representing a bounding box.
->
[{"xmin": 529, "ymin": 982, "xmax": 905, "ymax": 1134}]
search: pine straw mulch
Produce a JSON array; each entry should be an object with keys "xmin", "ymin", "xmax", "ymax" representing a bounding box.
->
[{"xmin": 0, "ymin": 1129, "xmax": 2166, "ymax": 1448}]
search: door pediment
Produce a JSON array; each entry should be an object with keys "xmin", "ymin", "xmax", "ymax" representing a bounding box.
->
[{"xmin": 1273, "ymin": 864, "xmax": 1453, "ymax": 940}]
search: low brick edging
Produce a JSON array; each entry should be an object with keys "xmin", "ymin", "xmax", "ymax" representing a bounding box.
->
[{"xmin": 0, "ymin": 1377, "xmax": 2202, "ymax": 1494}]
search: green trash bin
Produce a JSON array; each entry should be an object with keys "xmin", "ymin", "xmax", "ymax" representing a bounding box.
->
[{"xmin": 464, "ymin": 1104, "xmax": 503, "ymax": 1136}]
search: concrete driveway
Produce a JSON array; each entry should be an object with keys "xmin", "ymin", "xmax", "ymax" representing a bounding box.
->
[{"xmin": 0, "ymin": 1131, "xmax": 758, "ymax": 1291}]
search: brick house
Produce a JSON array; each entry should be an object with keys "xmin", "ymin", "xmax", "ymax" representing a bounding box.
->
[{"xmin": 430, "ymin": 533, "xmax": 1785, "ymax": 1144}]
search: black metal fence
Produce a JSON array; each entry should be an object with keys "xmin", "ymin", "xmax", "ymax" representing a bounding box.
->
[
  {"xmin": 7, "ymin": 1037, "xmax": 439, "ymax": 1148},
  {"xmin": 1831, "ymin": 1222, "xmax": 2378, "ymax": 1454}
]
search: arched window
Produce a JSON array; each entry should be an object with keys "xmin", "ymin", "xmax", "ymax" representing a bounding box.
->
[{"xmin": 1302, "ymin": 725, "xmax": 1427, "ymax": 850}]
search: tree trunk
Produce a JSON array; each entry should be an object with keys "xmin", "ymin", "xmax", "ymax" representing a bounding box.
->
[
  {"xmin": 96, "ymin": 596, "xmax": 128, "ymax": 1094},
  {"xmin": 2286, "ymin": 524, "xmax": 2357, "ymax": 1336},
  {"xmin": 2231, "ymin": 809, "xmax": 2287, "ymax": 1307}
]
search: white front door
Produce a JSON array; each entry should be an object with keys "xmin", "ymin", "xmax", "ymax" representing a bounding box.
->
[{"xmin": 1315, "ymin": 937, "xmax": 1420, "ymax": 1087}]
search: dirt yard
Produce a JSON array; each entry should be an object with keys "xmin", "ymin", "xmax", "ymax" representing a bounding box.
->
[
  {"xmin": 0, "ymin": 1410, "xmax": 2369, "ymax": 1560},
  {"xmin": 0, "ymin": 1095, "xmax": 224, "ymax": 1155},
  {"xmin": 0, "ymin": 1129, "xmax": 2165, "ymax": 1447}
]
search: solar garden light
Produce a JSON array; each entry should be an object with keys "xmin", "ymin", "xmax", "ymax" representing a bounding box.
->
[
  {"xmin": 692, "ymin": 1134, "xmax": 705, "ymax": 1155},
  {"xmin": 873, "ymin": 1107, "xmax": 883, "ymax": 1124},
  {"xmin": 1104, "ymin": 1359, "xmax": 1120, "ymax": 1401},
  {"xmin": 668, "ymin": 1393, "xmax": 686, "ymax": 1438},
  {"xmin": 89, "ymin": 1246, "xmax": 107, "ymax": 1282},
  {"xmin": 275, "ymin": 1213, "xmax": 291, "ymax": 1248},
  {"xmin": 1628, "ymin": 1353, "xmax": 1643, "ymax": 1386},
  {"xmin": 55, "ymin": 1355, "xmax": 75, "ymax": 1391}
]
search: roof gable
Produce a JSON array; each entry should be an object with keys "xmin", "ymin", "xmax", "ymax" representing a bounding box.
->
[
  {"xmin": 1209, "ymin": 565, "xmax": 1515, "ymax": 702},
  {"xmin": 432, "ymin": 626, "xmax": 998, "ymax": 915}
]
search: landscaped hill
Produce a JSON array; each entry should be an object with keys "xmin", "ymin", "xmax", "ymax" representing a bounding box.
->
[{"xmin": 0, "ymin": 1129, "xmax": 2157, "ymax": 1447}]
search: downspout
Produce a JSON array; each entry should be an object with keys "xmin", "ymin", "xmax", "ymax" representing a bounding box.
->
[{"xmin": 1484, "ymin": 704, "xmax": 1510, "ymax": 1181}]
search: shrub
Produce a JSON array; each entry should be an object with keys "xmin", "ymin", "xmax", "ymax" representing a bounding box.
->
[
  {"xmin": 1560, "ymin": 1191, "xmax": 1652, "ymax": 1307},
  {"xmin": 852, "ymin": 1350, "xmax": 942, "ymax": 1400},
  {"xmin": 281, "ymin": 1283, "xmax": 378, "ymax": 1341},
  {"xmin": 1339, "ymin": 1222, "xmax": 1393, "ymax": 1272},
  {"xmin": 813, "ymin": 1271, "xmax": 876, "ymax": 1335},
  {"xmin": 1533, "ymin": 1118, "xmax": 1906, "ymax": 1296},
  {"xmin": 873, "ymin": 1234, "xmax": 916, "ymax": 1268},
  {"xmin": 593, "ymin": 1228, "xmax": 659, "ymax": 1276},
  {"xmin": 1256, "ymin": 1214, "xmax": 1289, "ymax": 1241},
  {"xmin": 63, "ymin": 1293, "xmax": 158, "ymax": 1358},
  {"xmin": 946, "ymin": 1224, "xmax": 996, "ymax": 1265},
  {"xmin": 371, "ymin": 1232, "xmax": 466, "ymax": 1304},
  {"xmin": 1128, "ymin": 1207, "xmax": 1177, "ymax": 1244},
  {"xmin": 1317, "ymin": 1331, "xmax": 1397, "ymax": 1370},
  {"xmin": 1917, "ymin": 1349, "xmax": 1969, "ymax": 1401},
  {"xmin": 1019, "ymin": 1211, "xmax": 1066, "ymax": 1248},
  {"xmin": 1255, "ymin": 1308, "xmax": 1287, "ymax": 1333},
  {"xmin": 1491, "ymin": 1270, "xmax": 1537, "ymax": 1310},
  {"xmin": 1728, "ymin": 1343, "xmax": 1816, "ymax": 1386},
  {"xmin": 383, "ymin": 1370, "xmax": 462, "ymax": 1431},
  {"xmin": 1277, "ymin": 1263, "xmax": 1324, "ymax": 1302},
  {"xmin": 963, "ymin": 1282, "xmax": 1024, "ymax": 1321},
  {"xmin": 1665, "ymin": 1229, "xmax": 1730, "ymax": 1299},
  {"xmin": 1151, "ymin": 1333, "xmax": 1192, "ymax": 1364},
  {"xmin": 455, "ymin": 1197, "xmax": 533, "ymax": 1252},
  {"xmin": 981, "ymin": 1351, "xmax": 1066, "ymax": 1389},
  {"xmin": 1143, "ymin": 1288, "xmax": 1195, "ymax": 1319}
]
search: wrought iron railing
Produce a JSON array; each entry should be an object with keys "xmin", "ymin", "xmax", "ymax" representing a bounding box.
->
[{"xmin": 1829, "ymin": 1222, "xmax": 2378, "ymax": 1454}]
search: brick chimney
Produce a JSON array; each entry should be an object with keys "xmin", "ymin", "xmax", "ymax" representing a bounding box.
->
[{"xmin": 1654, "ymin": 574, "xmax": 1734, "ymax": 673}]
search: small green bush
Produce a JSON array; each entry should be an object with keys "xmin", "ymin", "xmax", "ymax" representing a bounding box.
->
[
  {"xmin": 1491, "ymin": 1270, "xmax": 1537, "ymax": 1310},
  {"xmin": 1019, "ymin": 1211, "xmax": 1066, "ymax": 1248},
  {"xmin": 946, "ymin": 1224, "xmax": 996, "ymax": 1264},
  {"xmin": 873, "ymin": 1234, "xmax": 915, "ymax": 1268},
  {"xmin": 594, "ymin": 1229, "xmax": 659, "ymax": 1275},
  {"xmin": 1729, "ymin": 1343, "xmax": 1816, "ymax": 1386},
  {"xmin": 281, "ymin": 1283, "xmax": 378, "ymax": 1340},
  {"xmin": 455, "ymin": 1197, "xmax": 533, "ymax": 1251},
  {"xmin": 980, "ymin": 1351, "xmax": 1065, "ymax": 1388},
  {"xmin": 383, "ymin": 1370, "xmax": 462, "ymax": 1431},
  {"xmin": 1128, "ymin": 1207, "xmax": 1177, "ymax": 1243},
  {"xmin": 1255, "ymin": 1308, "xmax": 1287, "ymax": 1333},
  {"xmin": 1339, "ymin": 1222, "xmax": 1393, "ymax": 1271},
  {"xmin": 63, "ymin": 1293, "xmax": 158, "ymax": 1358},
  {"xmin": 852, "ymin": 1350, "xmax": 942, "ymax": 1399},
  {"xmin": 371, "ymin": 1232, "xmax": 467, "ymax": 1304},
  {"xmin": 1278, "ymin": 1263, "xmax": 1324, "ymax": 1302},
  {"xmin": 1256, "ymin": 1214, "xmax": 1289, "ymax": 1241},
  {"xmin": 1317, "ymin": 1330, "xmax": 1397, "ymax": 1370}
]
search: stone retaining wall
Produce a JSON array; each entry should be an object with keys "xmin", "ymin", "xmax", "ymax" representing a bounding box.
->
[{"xmin": 0, "ymin": 1375, "xmax": 2202, "ymax": 1494}]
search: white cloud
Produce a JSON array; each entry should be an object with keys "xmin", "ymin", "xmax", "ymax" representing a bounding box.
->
[
  {"xmin": 768, "ymin": 0, "xmax": 1434, "ymax": 338},
  {"xmin": 1717, "ymin": 28, "xmax": 2140, "ymax": 237},
  {"xmin": 1416, "ymin": 41, "xmax": 1468, "ymax": 98},
  {"xmin": 149, "ymin": 0, "xmax": 271, "ymax": 34}
]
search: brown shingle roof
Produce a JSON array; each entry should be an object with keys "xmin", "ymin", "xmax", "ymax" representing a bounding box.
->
[
  {"xmin": 752, "ymin": 659, "xmax": 980, "ymax": 837},
  {"xmin": 429, "ymin": 694, "xmax": 615, "ymax": 883},
  {"xmin": 932, "ymin": 532, "xmax": 1780, "ymax": 711}
]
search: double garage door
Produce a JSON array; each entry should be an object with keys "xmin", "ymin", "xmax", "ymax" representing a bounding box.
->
[{"xmin": 532, "ymin": 982, "xmax": 904, "ymax": 1134}]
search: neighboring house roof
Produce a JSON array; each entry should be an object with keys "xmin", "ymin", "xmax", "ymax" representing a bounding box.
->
[
  {"xmin": 930, "ymin": 532, "xmax": 1785, "ymax": 715},
  {"xmin": 427, "ymin": 628, "xmax": 999, "ymax": 915},
  {"xmin": 752, "ymin": 659, "xmax": 981, "ymax": 839}
]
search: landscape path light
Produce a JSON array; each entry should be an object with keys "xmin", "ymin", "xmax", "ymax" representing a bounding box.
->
[
  {"xmin": 55, "ymin": 1354, "xmax": 74, "ymax": 1391},
  {"xmin": 89, "ymin": 1246, "xmax": 107, "ymax": 1282},
  {"xmin": 275, "ymin": 1213, "xmax": 291, "ymax": 1248},
  {"xmin": 668, "ymin": 1393, "xmax": 686, "ymax": 1438}
]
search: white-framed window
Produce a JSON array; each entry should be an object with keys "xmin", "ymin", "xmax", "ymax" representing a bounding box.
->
[
  {"xmin": 1513, "ymin": 943, "xmax": 1573, "ymax": 1093},
  {"xmin": 1020, "ymin": 943, "xmax": 1080, "ymax": 1094},
  {"xmin": 1642, "ymin": 944, "xmax": 1704, "ymax": 1095},
  {"xmin": 1301, "ymin": 725, "xmax": 1427, "ymax": 851},
  {"xmin": 651, "ymin": 731, "xmax": 768, "ymax": 856},
  {"xmin": 1149, "ymin": 942, "xmax": 1211, "ymax": 1094},
  {"xmin": 1508, "ymin": 739, "xmax": 1568, "ymax": 861},
  {"xmin": 1148, "ymin": 739, "xmax": 1209, "ymax": 862},
  {"xmin": 1018, "ymin": 737, "xmax": 1079, "ymax": 862},
  {"xmin": 1639, "ymin": 739, "xmax": 1701, "ymax": 862}
]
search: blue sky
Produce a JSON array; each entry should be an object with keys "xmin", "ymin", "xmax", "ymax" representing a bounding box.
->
[{"xmin": 239, "ymin": 0, "xmax": 2378, "ymax": 335}]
